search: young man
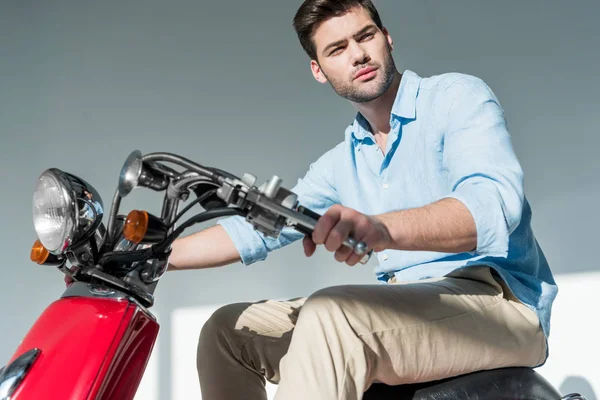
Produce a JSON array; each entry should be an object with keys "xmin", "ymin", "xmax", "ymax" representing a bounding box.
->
[{"xmin": 169, "ymin": 1, "xmax": 557, "ymax": 399}]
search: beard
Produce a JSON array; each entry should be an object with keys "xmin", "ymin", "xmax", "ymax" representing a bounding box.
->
[{"xmin": 322, "ymin": 44, "xmax": 397, "ymax": 103}]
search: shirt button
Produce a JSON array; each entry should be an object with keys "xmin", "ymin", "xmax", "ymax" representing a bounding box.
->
[
  {"xmin": 382, "ymin": 254, "xmax": 389, "ymax": 261},
  {"xmin": 382, "ymin": 183, "xmax": 389, "ymax": 190}
]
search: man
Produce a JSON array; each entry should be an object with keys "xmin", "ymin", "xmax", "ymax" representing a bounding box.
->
[{"xmin": 168, "ymin": 1, "xmax": 557, "ymax": 399}]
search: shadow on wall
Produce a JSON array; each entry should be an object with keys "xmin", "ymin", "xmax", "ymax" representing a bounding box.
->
[{"xmin": 561, "ymin": 376, "xmax": 597, "ymax": 400}]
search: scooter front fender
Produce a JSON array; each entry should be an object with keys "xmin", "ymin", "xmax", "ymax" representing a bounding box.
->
[{"xmin": 1, "ymin": 283, "xmax": 159, "ymax": 400}]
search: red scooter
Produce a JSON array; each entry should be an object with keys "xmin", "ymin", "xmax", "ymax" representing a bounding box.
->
[{"xmin": 0, "ymin": 150, "xmax": 585, "ymax": 399}]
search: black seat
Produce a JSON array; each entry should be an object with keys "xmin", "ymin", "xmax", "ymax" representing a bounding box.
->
[{"xmin": 363, "ymin": 367, "xmax": 562, "ymax": 400}]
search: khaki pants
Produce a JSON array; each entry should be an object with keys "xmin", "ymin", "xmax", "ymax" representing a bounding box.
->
[{"xmin": 197, "ymin": 267, "xmax": 547, "ymax": 400}]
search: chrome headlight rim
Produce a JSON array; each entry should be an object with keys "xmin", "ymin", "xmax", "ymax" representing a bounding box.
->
[
  {"xmin": 33, "ymin": 168, "xmax": 104, "ymax": 255},
  {"xmin": 33, "ymin": 168, "xmax": 78, "ymax": 255}
]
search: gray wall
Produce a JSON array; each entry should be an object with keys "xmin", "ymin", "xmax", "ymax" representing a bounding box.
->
[{"xmin": 1, "ymin": 0, "xmax": 598, "ymax": 397}]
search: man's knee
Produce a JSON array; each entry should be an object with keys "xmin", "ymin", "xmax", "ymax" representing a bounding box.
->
[
  {"xmin": 297, "ymin": 285, "xmax": 356, "ymax": 329},
  {"xmin": 198, "ymin": 302, "xmax": 250, "ymax": 353}
]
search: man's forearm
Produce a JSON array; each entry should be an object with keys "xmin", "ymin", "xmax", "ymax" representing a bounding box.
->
[
  {"xmin": 167, "ymin": 225, "xmax": 242, "ymax": 271},
  {"xmin": 376, "ymin": 198, "xmax": 477, "ymax": 254}
]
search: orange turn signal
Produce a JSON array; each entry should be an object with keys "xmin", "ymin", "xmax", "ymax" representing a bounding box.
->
[
  {"xmin": 123, "ymin": 210, "xmax": 149, "ymax": 244},
  {"xmin": 30, "ymin": 239, "xmax": 50, "ymax": 264}
]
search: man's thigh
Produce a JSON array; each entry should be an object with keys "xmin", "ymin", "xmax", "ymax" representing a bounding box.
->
[
  {"xmin": 305, "ymin": 266, "xmax": 547, "ymax": 385},
  {"xmin": 233, "ymin": 297, "xmax": 306, "ymax": 336},
  {"xmin": 229, "ymin": 297, "xmax": 306, "ymax": 383}
]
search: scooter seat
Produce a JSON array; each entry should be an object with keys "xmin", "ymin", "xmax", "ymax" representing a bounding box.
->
[{"xmin": 362, "ymin": 367, "xmax": 561, "ymax": 400}]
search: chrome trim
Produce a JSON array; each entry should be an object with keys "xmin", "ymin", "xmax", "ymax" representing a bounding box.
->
[
  {"xmin": 106, "ymin": 189, "xmax": 122, "ymax": 247},
  {"xmin": 34, "ymin": 168, "xmax": 104, "ymax": 255},
  {"xmin": 94, "ymin": 223, "xmax": 106, "ymax": 249},
  {"xmin": 33, "ymin": 170, "xmax": 76, "ymax": 254},
  {"xmin": 142, "ymin": 152, "xmax": 222, "ymax": 182},
  {"xmin": 113, "ymin": 236, "xmax": 137, "ymax": 252},
  {"xmin": 263, "ymin": 175, "xmax": 282, "ymax": 198},
  {"xmin": 66, "ymin": 171, "xmax": 104, "ymax": 246},
  {"xmin": 111, "ymin": 150, "xmax": 176, "ymax": 244},
  {"xmin": 160, "ymin": 195, "xmax": 179, "ymax": 227},
  {"xmin": 118, "ymin": 151, "xmax": 171, "ymax": 195},
  {"xmin": 62, "ymin": 281, "xmax": 128, "ymax": 300},
  {"xmin": 62, "ymin": 281, "xmax": 156, "ymax": 321},
  {"xmin": 253, "ymin": 192, "xmax": 371, "ymax": 262},
  {"xmin": 0, "ymin": 348, "xmax": 41, "ymax": 400},
  {"xmin": 169, "ymin": 171, "xmax": 204, "ymax": 199},
  {"xmin": 118, "ymin": 150, "xmax": 143, "ymax": 197},
  {"xmin": 139, "ymin": 258, "xmax": 169, "ymax": 284},
  {"xmin": 82, "ymin": 268, "xmax": 155, "ymax": 309},
  {"xmin": 561, "ymin": 394, "xmax": 587, "ymax": 400}
]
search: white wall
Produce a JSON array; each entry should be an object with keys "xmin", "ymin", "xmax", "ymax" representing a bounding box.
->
[{"xmin": 537, "ymin": 272, "xmax": 600, "ymax": 399}]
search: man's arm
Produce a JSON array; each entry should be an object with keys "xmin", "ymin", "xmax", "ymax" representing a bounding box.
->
[
  {"xmin": 376, "ymin": 197, "xmax": 476, "ymax": 253},
  {"xmin": 167, "ymin": 225, "xmax": 241, "ymax": 271},
  {"xmin": 167, "ymin": 146, "xmax": 341, "ymax": 271},
  {"xmin": 305, "ymin": 199, "xmax": 475, "ymax": 266}
]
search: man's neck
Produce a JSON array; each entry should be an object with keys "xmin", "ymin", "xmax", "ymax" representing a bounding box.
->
[{"xmin": 352, "ymin": 71, "xmax": 402, "ymax": 138}]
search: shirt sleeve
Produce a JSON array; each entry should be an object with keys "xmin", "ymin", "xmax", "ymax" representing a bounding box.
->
[
  {"xmin": 216, "ymin": 148, "xmax": 340, "ymax": 265},
  {"xmin": 441, "ymin": 76, "xmax": 525, "ymax": 257}
]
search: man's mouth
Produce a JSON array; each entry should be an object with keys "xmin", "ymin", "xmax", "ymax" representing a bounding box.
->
[{"xmin": 354, "ymin": 66, "xmax": 378, "ymax": 81}]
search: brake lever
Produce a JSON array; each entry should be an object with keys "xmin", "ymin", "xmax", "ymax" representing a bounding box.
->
[{"xmin": 253, "ymin": 194, "xmax": 373, "ymax": 265}]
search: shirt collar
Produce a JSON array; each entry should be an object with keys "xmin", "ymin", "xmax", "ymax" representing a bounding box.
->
[{"xmin": 351, "ymin": 69, "xmax": 421, "ymax": 141}]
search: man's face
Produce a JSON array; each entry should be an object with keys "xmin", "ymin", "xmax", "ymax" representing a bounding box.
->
[{"xmin": 310, "ymin": 7, "xmax": 396, "ymax": 103}]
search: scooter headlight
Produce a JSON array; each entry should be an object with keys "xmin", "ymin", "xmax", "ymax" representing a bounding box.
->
[{"xmin": 32, "ymin": 168, "xmax": 104, "ymax": 255}]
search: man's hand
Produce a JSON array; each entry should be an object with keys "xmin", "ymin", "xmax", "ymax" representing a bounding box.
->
[{"xmin": 303, "ymin": 204, "xmax": 392, "ymax": 266}]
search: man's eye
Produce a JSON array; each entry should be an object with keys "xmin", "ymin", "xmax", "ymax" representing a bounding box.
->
[
  {"xmin": 330, "ymin": 47, "xmax": 344, "ymax": 55},
  {"xmin": 360, "ymin": 33, "xmax": 374, "ymax": 41}
]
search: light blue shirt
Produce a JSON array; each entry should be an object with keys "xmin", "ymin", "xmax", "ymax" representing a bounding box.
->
[{"xmin": 217, "ymin": 70, "xmax": 558, "ymax": 339}]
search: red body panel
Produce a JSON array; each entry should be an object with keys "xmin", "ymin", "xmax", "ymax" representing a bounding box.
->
[
  {"xmin": 7, "ymin": 296, "xmax": 159, "ymax": 400},
  {"xmin": 92, "ymin": 303, "xmax": 159, "ymax": 400}
]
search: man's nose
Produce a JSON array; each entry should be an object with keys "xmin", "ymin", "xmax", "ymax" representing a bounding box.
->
[{"xmin": 349, "ymin": 41, "xmax": 370, "ymax": 66}]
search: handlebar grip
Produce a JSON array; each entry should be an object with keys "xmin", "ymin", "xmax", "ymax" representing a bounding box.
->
[
  {"xmin": 294, "ymin": 223, "xmax": 314, "ymax": 238},
  {"xmin": 297, "ymin": 206, "xmax": 372, "ymax": 264},
  {"xmin": 296, "ymin": 205, "xmax": 321, "ymax": 221}
]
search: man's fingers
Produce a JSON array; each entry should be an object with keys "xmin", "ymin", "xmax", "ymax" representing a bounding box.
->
[
  {"xmin": 361, "ymin": 227, "xmax": 386, "ymax": 253},
  {"xmin": 344, "ymin": 221, "xmax": 370, "ymax": 266},
  {"xmin": 312, "ymin": 205, "xmax": 342, "ymax": 245},
  {"xmin": 334, "ymin": 246, "xmax": 354, "ymax": 263},
  {"xmin": 345, "ymin": 250, "xmax": 367, "ymax": 266},
  {"xmin": 324, "ymin": 218, "xmax": 354, "ymax": 252},
  {"xmin": 310, "ymin": 206, "xmax": 384, "ymax": 266},
  {"xmin": 303, "ymin": 236, "xmax": 317, "ymax": 257}
]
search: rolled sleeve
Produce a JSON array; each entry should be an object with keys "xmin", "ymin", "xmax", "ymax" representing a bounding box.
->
[
  {"xmin": 216, "ymin": 216, "xmax": 269, "ymax": 265},
  {"xmin": 441, "ymin": 77, "xmax": 524, "ymax": 257},
  {"xmin": 216, "ymin": 148, "xmax": 341, "ymax": 266}
]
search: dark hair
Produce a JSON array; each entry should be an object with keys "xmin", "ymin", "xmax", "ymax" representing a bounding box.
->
[{"xmin": 293, "ymin": 0, "xmax": 384, "ymax": 60}]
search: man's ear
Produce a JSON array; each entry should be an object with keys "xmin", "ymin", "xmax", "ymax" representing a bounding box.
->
[
  {"xmin": 382, "ymin": 27, "xmax": 394, "ymax": 52},
  {"xmin": 310, "ymin": 60, "xmax": 328, "ymax": 84}
]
